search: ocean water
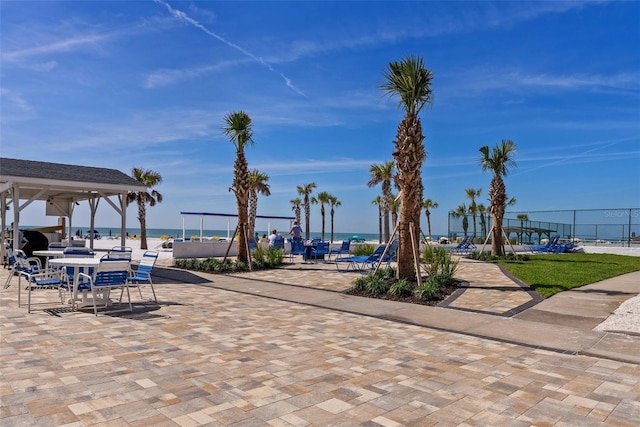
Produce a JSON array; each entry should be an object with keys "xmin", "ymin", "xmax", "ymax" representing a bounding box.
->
[{"xmin": 65, "ymin": 227, "xmax": 383, "ymax": 243}]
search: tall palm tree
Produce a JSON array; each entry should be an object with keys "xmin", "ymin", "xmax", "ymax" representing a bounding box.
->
[
  {"xmin": 389, "ymin": 193, "xmax": 400, "ymax": 232},
  {"xmin": 311, "ymin": 191, "xmax": 331, "ymax": 241},
  {"xmin": 477, "ymin": 203, "xmax": 488, "ymax": 240},
  {"xmin": 464, "ymin": 188, "xmax": 482, "ymax": 239},
  {"xmin": 372, "ymin": 196, "xmax": 383, "ymax": 244},
  {"xmin": 367, "ymin": 161, "xmax": 395, "ymax": 242},
  {"xmin": 422, "ymin": 198, "xmax": 438, "ymax": 242},
  {"xmin": 328, "ymin": 195, "xmax": 341, "ymax": 243},
  {"xmin": 297, "ymin": 183, "xmax": 316, "ymax": 240},
  {"xmin": 516, "ymin": 213, "xmax": 529, "ymax": 244},
  {"xmin": 381, "ymin": 54, "xmax": 433, "ymax": 280},
  {"xmin": 479, "ymin": 139, "xmax": 517, "ymax": 256},
  {"xmin": 290, "ymin": 198, "xmax": 302, "ymax": 225},
  {"xmin": 247, "ymin": 169, "xmax": 270, "ymax": 241},
  {"xmin": 127, "ymin": 167, "xmax": 163, "ymax": 250},
  {"xmin": 452, "ymin": 203, "xmax": 469, "ymax": 237},
  {"xmin": 223, "ymin": 110, "xmax": 254, "ymax": 263}
]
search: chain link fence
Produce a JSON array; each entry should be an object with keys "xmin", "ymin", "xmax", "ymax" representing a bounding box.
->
[{"xmin": 448, "ymin": 208, "xmax": 639, "ymax": 247}]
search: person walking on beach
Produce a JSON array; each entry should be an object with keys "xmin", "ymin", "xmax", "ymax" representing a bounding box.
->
[
  {"xmin": 268, "ymin": 229, "xmax": 278, "ymax": 247},
  {"xmin": 289, "ymin": 221, "xmax": 303, "ymax": 242}
]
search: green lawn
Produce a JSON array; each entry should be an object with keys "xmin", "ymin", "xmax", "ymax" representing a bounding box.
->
[{"xmin": 497, "ymin": 253, "xmax": 640, "ymax": 298}]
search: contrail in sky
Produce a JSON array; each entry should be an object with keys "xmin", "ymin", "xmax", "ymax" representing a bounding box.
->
[{"xmin": 154, "ymin": 0, "xmax": 305, "ymax": 97}]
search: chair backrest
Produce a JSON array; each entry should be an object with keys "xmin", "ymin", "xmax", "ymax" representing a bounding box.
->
[
  {"xmin": 137, "ymin": 251, "xmax": 158, "ymax": 274},
  {"xmin": 93, "ymin": 260, "xmax": 130, "ymax": 287},
  {"xmin": 63, "ymin": 247, "xmax": 95, "ymax": 258},
  {"xmin": 371, "ymin": 244, "xmax": 387, "ymax": 256},
  {"xmin": 15, "ymin": 250, "xmax": 41, "ymax": 272},
  {"xmin": 314, "ymin": 242, "xmax": 330, "ymax": 253},
  {"xmin": 291, "ymin": 240, "xmax": 305, "ymax": 255},
  {"xmin": 273, "ymin": 236, "xmax": 285, "ymax": 249},
  {"xmin": 340, "ymin": 241, "xmax": 350, "ymax": 250},
  {"xmin": 103, "ymin": 246, "xmax": 132, "ymax": 261}
]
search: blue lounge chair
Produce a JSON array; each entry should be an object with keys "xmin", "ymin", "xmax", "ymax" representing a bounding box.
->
[
  {"xmin": 328, "ymin": 241, "xmax": 351, "ymax": 260},
  {"xmin": 335, "ymin": 243, "xmax": 390, "ymax": 272},
  {"xmin": 527, "ymin": 236, "xmax": 559, "ymax": 253}
]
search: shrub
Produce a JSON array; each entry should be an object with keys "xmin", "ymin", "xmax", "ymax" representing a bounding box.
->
[
  {"xmin": 388, "ymin": 278, "xmax": 412, "ymax": 297},
  {"xmin": 365, "ymin": 275, "xmax": 388, "ymax": 295},
  {"xmin": 353, "ymin": 244, "xmax": 375, "ymax": 256},
  {"xmin": 352, "ymin": 276, "xmax": 368, "ymax": 292},
  {"xmin": 421, "ymin": 246, "xmax": 458, "ymax": 278},
  {"xmin": 265, "ymin": 247, "xmax": 285, "ymax": 265},
  {"xmin": 414, "ymin": 277, "xmax": 440, "ymax": 300}
]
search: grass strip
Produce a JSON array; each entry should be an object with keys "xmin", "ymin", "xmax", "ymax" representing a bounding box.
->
[{"xmin": 497, "ymin": 253, "xmax": 640, "ymax": 298}]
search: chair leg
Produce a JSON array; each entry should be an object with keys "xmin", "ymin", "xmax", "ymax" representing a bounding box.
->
[
  {"xmin": 148, "ymin": 279, "xmax": 157, "ymax": 303},
  {"xmin": 4, "ymin": 269, "xmax": 14, "ymax": 289}
]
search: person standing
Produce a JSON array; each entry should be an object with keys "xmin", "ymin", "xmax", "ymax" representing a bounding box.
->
[
  {"xmin": 289, "ymin": 221, "xmax": 303, "ymax": 242},
  {"xmin": 268, "ymin": 229, "xmax": 278, "ymax": 247}
]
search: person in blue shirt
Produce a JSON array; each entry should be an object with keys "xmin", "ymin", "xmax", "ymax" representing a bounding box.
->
[{"xmin": 289, "ymin": 222, "xmax": 303, "ymax": 242}]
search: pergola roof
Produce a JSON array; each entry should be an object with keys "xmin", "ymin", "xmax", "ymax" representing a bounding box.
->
[
  {"xmin": 0, "ymin": 157, "xmax": 148, "ymax": 250},
  {"xmin": 0, "ymin": 157, "xmax": 146, "ymax": 201}
]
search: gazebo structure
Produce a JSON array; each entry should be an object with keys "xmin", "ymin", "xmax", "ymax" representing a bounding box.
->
[{"xmin": 0, "ymin": 157, "xmax": 147, "ymax": 255}]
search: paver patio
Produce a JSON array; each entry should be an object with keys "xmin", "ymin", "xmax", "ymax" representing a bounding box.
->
[{"xmin": 1, "ymin": 258, "xmax": 639, "ymax": 426}]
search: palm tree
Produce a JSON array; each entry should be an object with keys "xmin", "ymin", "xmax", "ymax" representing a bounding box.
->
[
  {"xmin": 479, "ymin": 139, "xmax": 517, "ymax": 256},
  {"xmin": 389, "ymin": 193, "xmax": 400, "ymax": 232},
  {"xmin": 328, "ymin": 195, "xmax": 341, "ymax": 243},
  {"xmin": 127, "ymin": 167, "xmax": 163, "ymax": 250},
  {"xmin": 297, "ymin": 183, "xmax": 316, "ymax": 240},
  {"xmin": 381, "ymin": 55, "xmax": 434, "ymax": 280},
  {"xmin": 372, "ymin": 196, "xmax": 383, "ymax": 243},
  {"xmin": 368, "ymin": 161, "xmax": 395, "ymax": 242},
  {"xmin": 464, "ymin": 188, "xmax": 482, "ymax": 240},
  {"xmin": 422, "ymin": 198, "xmax": 438, "ymax": 242},
  {"xmin": 290, "ymin": 198, "xmax": 302, "ymax": 225},
  {"xmin": 452, "ymin": 203, "xmax": 469, "ymax": 237},
  {"xmin": 247, "ymin": 169, "xmax": 270, "ymax": 241},
  {"xmin": 311, "ymin": 191, "xmax": 331, "ymax": 241},
  {"xmin": 223, "ymin": 110, "xmax": 254, "ymax": 263},
  {"xmin": 477, "ymin": 203, "xmax": 488, "ymax": 240},
  {"xmin": 516, "ymin": 213, "xmax": 529, "ymax": 244}
]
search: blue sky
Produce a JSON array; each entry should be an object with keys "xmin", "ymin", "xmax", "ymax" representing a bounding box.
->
[{"xmin": 1, "ymin": 1, "xmax": 639, "ymax": 236}]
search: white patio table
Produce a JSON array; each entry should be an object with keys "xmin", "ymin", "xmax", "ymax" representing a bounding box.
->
[{"xmin": 32, "ymin": 250, "xmax": 65, "ymax": 268}]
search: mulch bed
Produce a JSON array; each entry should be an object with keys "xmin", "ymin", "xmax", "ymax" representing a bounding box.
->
[{"xmin": 344, "ymin": 281, "xmax": 461, "ymax": 306}]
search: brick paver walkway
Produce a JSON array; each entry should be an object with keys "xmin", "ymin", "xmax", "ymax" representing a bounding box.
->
[{"xmin": 1, "ymin": 259, "xmax": 639, "ymax": 426}]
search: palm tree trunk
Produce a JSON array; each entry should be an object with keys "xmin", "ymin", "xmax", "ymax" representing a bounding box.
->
[
  {"xmin": 138, "ymin": 201, "xmax": 148, "ymax": 250},
  {"xmin": 393, "ymin": 114, "xmax": 425, "ymax": 280},
  {"xmin": 321, "ymin": 206, "xmax": 326, "ymax": 241},
  {"xmin": 330, "ymin": 208, "xmax": 335, "ymax": 243},
  {"xmin": 234, "ymin": 152, "xmax": 250, "ymax": 263}
]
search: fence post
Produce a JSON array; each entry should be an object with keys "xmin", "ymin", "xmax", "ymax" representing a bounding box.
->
[{"xmin": 628, "ymin": 208, "xmax": 632, "ymax": 247}]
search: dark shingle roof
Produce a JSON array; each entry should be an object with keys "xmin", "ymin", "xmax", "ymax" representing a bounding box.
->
[{"xmin": 0, "ymin": 157, "xmax": 142, "ymax": 187}]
